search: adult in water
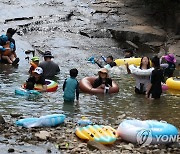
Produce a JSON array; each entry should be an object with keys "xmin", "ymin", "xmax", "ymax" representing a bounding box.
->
[
  {"xmin": 0, "ymin": 34, "xmax": 19, "ymax": 65},
  {"xmin": 95, "ymin": 55, "xmax": 116, "ymax": 69},
  {"xmin": 93, "ymin": 68, "xmax": 112, "ymax": 93},
  {"xmin": 39, "ymin": 51, "xmax": 60, "ymax": 79},
  {"xmin": 146, "ymin": 56, "xmax": 164, "ymax": 99},
  {"xmin": 126, "ymin": 56, "xmax": 151, "ymax": 94}
]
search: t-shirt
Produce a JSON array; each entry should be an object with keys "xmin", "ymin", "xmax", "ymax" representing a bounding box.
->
[
  {"xmin": 26, "ymin": 76, "xmax": 46, "ymax": 89},
  {"xmin": 63, "ymin": 77, "xmax": 79, "ymax": 101},
  {"xmin": 149, "ymin": 68, "xmax": 164, "ymax": 96},
  {"xmin": 93, "ymin": 77, "xmax": 112, "ymax": 88},
  {"xmin": 39, "ymin": 61, "xmax": 60, "ymax": 79}
]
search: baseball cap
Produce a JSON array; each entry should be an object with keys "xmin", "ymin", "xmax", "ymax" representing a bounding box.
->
[
  {"xmin": 34, "ymin": 67, "xmax": 43, "ymax": 75},
  {"xmin": 31, "ymin": 56, "xmax": 39, "ymax": 62}
]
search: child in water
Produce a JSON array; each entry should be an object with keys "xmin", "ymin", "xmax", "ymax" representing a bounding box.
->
[
  {"xmin": 29, "ymin": 56, "xmax": 40, "ymax": 75},
  {"xmin": 63, "ymin": 68, "xmax": 79, "ymax": 102},
  {"xmin": 146, "ymin": 56, "xmax": 164, "ymax": 99},
  {"xmin": 93, "ymin": 68, "xmax": 112, "ymax": 93},
  {"xmin": 26, "ymin": 67, "xmax": 47, "ymax": 92}
]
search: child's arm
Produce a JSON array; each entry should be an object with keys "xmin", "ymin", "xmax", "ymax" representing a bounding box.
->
[
  {"xmin": 76, "ymin": 82, "xmax": 79, "ymax": 101},
  {"xmin": 63, "ymin": 79, "xmax": 67, "ymax": 91}
]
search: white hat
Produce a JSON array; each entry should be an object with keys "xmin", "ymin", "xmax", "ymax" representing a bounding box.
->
[{"xmin": 34, "ymin": 67, "xmax": 43, "ymax": 75}]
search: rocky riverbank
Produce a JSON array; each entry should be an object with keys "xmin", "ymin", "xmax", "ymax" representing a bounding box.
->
[
  {"xmin": 0, "ymin": 0, "xmax": 180, "ymax": 153},
  {"xmin": 0, "ymin": 114, "xmax": 180, "ymax": 154}
]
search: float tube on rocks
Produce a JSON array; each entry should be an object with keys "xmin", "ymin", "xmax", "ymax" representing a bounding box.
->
[
  {"xmin": 79, "ymin": 77, "xmax": 119, "ymax": 94},
  {"xmin": 75, "ymin": 125, "xmax": 117, "ymax": 144},
  {"xmin": 16, "ymin": 114, "xmax": 66, "ymax": 128},
  {"xmin": 117, "ymin": 119, "xmax": 179, "ymax": 145}
]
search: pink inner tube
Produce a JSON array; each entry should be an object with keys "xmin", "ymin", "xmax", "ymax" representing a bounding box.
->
[
  {"xmin": 79, "ymin": 77, "xmax": 119, "ymax": 94},
  {"xmin": 162, "ymin": 83, "xmax": 168, "ymax": 91}
]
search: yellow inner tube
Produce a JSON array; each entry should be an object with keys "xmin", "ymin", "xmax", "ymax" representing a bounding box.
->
[
  {"xmin": 115, "ymin": 58, "xmax": 141, "ymax": 66},
  {"xmin": 166, "ymin": 77, "xmax": 180, "ymax": 90}
]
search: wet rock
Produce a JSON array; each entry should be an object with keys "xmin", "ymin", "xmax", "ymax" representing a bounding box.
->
[
  {"xmin": 8, "ymin": 148, "xmax": 15, "ymax": 153},
  {"xmin": 10, "ymin": 113, "xmax": 23, "ymax": 118},
  {"xmin": 168, "ymin": 142, "xmax": 180, "ymax": 149},
  {"xmin": 122, "ymin": 144, "xmax": 133, "ymax": 151},
  {"xmin": 47, "ymin": 148, "xmax": 51, "ymax": 153},
  {"xmin": 78, "ymin": 143, "xmax": 87, "ymax": 149},
  {"xmin": 35, "ymin": 131, "xmax": 51, "ymax": 140},
  {"xmin": 0, "ymin": 115, "xmax": 5, "ymax": 124},
  {"xmin": 87, "ymin": 141, "xmax": 109, "ymax": 151},
  {"xmin": 79, "ymin": 29, "xmax": 112, "ymax": 38},
  {"xmin": 71, "ymin": 147, "xmax": 81, "ymax": 154},
  {"xmin": 110, "ymin": 25, "xmax": 166, "ymax": 43},
  {"xmin": 152, "ymin": 149, "xmax": 161, "ymax": 154}
]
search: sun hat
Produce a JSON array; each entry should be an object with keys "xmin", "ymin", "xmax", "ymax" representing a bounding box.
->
[
  {"xmin": 31, "ymin": 56, "xmax": 39, "ymax": 62},
  {"xmin": 34, "ymin": 67, "xmax": 43, "ymax": 75},
  {"xmin": 98, "ymin": 68, "xmax": 108, "ymax": 74},
  {"xmin": 44, "ymin": 51, "xmax": 54, "ymax": 58},
  {"xmin": 163, "ymin": 54, "xmax": 176, "ymax": 63}
]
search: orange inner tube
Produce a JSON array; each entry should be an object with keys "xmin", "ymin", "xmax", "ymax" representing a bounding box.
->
[{"xmin": 79, "ymin": 77, "xmax": 119, "ymax": 94}]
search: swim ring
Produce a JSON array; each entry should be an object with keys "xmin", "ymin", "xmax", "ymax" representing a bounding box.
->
[
  {"xmin": 79, "ymin": 77, "xmax": 119, "ymax": 94},
  {"xmin": 166, "ymin": 77, "xmax": 180, "ymax": 91},
  {"xmin": 16, "ymin": 114, "xmax": 66, "ymax": 128},
  {"xmin": 115, "ymin": 58, "xmax": 141, "ymax": 66},
  {"xmin": 129, "ymin": 65, "xmax": 154, "ymax": 76},
  {"xmin": 75, "ymin": 125, "xmax": 117, "ymax": 144},
  {"xmin": 15, "ymin": 88, "xmax": 40, "ymax": 96},
  {"xmin": 23, "ymin": 79, "xmax": 58, "ymax": 92},
  {"xmin": 117, "ymin": 119, "xmax": 178, "ymax": 144}
]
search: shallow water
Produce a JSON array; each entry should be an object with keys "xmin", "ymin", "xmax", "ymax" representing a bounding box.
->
[
  {"xmin": 0, "ymin": 0, "xmax": 179, "ymax": 153},
  {"xmin": 0, "ymin": 54, "xmax": 179, "ymax": 128}
]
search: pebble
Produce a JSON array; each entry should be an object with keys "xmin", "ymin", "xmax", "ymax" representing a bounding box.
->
[
  {"xmin": 8, "ymin": 148, "xmax": 15, "ymax": 153},
  {"xmin": 10, "ymin": 113, "xmax": 23, "ymax": 118},
  {"xmin": 0, "ymin": 115, "xmax": 5, "ymax": 124}
]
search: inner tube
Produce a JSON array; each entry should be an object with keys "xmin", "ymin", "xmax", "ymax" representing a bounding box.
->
[
  {"xmin": 166, "ymin": 77, "xmax": 180, "ymax": 91},
  {"xmin": 23, "ymin": 79, "xmax": 58, "ymax": 92},
  {"xmin": 115, "ymin": 58, "xmax": 141, "ymax": 66},
  {"xmin": 79, "ymin": 77, "xmax": 119, "ymax": 94},
  {"xmin": 129, "ymin": 65, "xmax": 154, "ymax": 76},
  {"xmin": 117, "ymin": 119, "xmax": 178, "ymax": 144},
  {"xmin": 34, "ymin": 79, "xmax": 58, "ymax": 92},
  {"xmin": 15, "ymin": 88, "xmax": 40, "ymax": 96},
  {"xmin": 16, "ymin": 114, "xmax": 66, "ymax": 128}
]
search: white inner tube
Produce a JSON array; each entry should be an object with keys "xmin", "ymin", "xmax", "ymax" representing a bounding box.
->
[{"xmin": 129, "ymin": 65, "xmax": 154, "ymax": 76}]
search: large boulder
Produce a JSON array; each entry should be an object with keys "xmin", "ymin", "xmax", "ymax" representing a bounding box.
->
[{"xmin": 109, "ymin": 25, "xmax": 166, "ymax": 43}]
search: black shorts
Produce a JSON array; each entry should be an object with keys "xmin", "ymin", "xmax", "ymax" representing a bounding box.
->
[{"xmin": 135, "ymin": 87, "xmax": 146, "ymax": 95}]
